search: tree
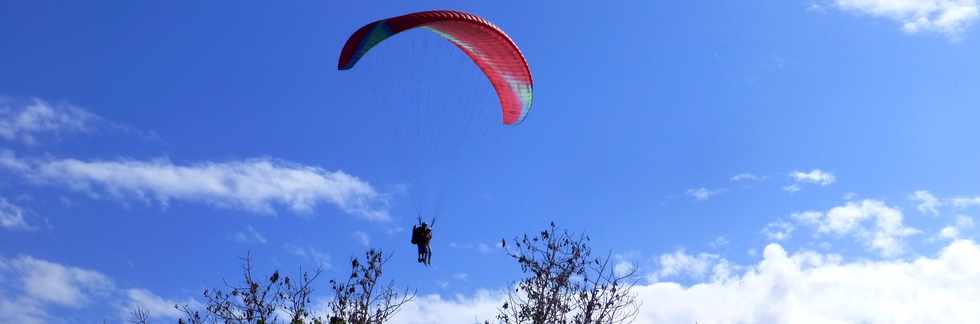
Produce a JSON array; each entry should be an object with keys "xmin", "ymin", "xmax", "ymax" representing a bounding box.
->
[
  {"xmin": 128, "ymin": 307, "xmax": 150, "ymax": 324},
  {"xmin": 165, "ymin": 249, "xmax": 412, "ymax": 324},
  {"xmin": 326, "ymin": 249, "xmax": 414, "ymax": 324},
  {"xmin": 180, "ymin": 254, "xmax": 323, "ymax": 324},
  {"xmin": 497, "ymin": 223, "xmax": 639, "ymax": 324}
]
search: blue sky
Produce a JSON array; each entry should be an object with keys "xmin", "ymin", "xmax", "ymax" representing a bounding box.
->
[{"xmin": 3, "ymin": 1, "xmax": 980, "ymax": 323}]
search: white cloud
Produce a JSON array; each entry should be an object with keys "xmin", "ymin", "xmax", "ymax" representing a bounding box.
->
[
  {"xmin": 352, "ymin": 230, "xmax": 371, "ymax": 247},
  {"xmin": 435, "ymin": 280, "xmax": 450, "ymax": 289},
  {"xmin": 232, "ymin": 225, "xmax": 268, "ymax": 244},
  {"xmin": 730, "ymin": 173, "xmax": 765, "ymax": 182},
  {"xmin": 0, "ymin": 98, "xmax": 101, "ymax": 145},
  {"xmin": 708, "ymin": 236, "xmax": 730, "ymax": 249},
  {"xmin": 940, "ymin": 226, "xmax": 961, "ymax": 239},
  {"xmin": 785, "ymin": 169, "xmax": 836, "ymax": 192},
  {"xmin": 0, "ymin": 150, "xmax": 30, "ymax": 173},
  {"xmin": 686, "ymin": 187, "xmax": 724, "ymax": 201},
  {"xmin": 956, "ymin": 214, "xmax": 976, "ymax": 229},
  {"xmin": 3, "ymin": 256, "xmax": 113, "ymax": 307},
  {"xmin": 0, "ymin": 97, "xmax": 157, "ymax": 145},
  {"xmin": 0, "ymin": 154, "xmax": 389, "ymax": 220},
  {"xmin": 910, "ymin": 190, "xmax": 941, "ymax": 216},
  {"xmin": 0, "ymin": 255, "xmax": 185, "ymax": 323},
  {"xmin": 399, "ymin": 240, "xmax": 980, "ymax": 323},
  {"xmin": 0, "ymin": 297, "xmax": 47, "ymax": 324},
  {"xmin": 791, "ymin": 169, "xmax": 836, "ymax": 185},
  {"xmin": 650, "ymin": 250, "xmax": 728, "ymax": 282},
  {"xmin": 830, "ymin": 0, "xmax": 978, "ymax": 37},
  {"xmin": 615, "ymin": 261, "xmax": 636, "ymax": 277},
  {"xmin": 633, "ymin": 240, "xmax": 980, "ymax": 323},
  {"xmin": 449, "ymin": 241, "xmax": 499, "ymax": 254},
  {"xmin": 122, "ymin": 289, "xmax": 186, "ymax": 320},
  {"xmin": 791, "ymin": 200, "xmax": 919, "ymax": 257},
  {"xmin": 902, "ymin": 190, "xmax": 980, "ymax": 214},
  {"xmin": 284, "ymin": 244, "xmax": 331, "ymax": 269},
  {"xmin": 387, "ymin": 290, "xmax": 504, "ymax": 324},
  {"xmin": 939, "ymin": 214, "xmax": 975, "ymax": 240},
  {"xmin": 762, "ymin": 220, "xmax": 795, "ymax": 241},
  {"xmin": 950, "ymin": 195, "xmax": 980, "ymax": 208},
  {"xmin": 0, "ymin": 198, "xmax": 32, "ymax": 231},
  {"xmin": 477, "ymin": 243, "xmax": 495, "ymax": 254},
  {"xmin": 791, "ymin": 210, "xmax": 824, "ymax": 224}
]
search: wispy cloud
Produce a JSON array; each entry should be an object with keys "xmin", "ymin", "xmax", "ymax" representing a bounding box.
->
[
  {"xmin": 0, "ymin": 98, "xmax": 101, "ymax": 145},
  {"xmin": 762, "ymin": 220, "xmax": 795, "ymax": 241},
  {"xmin": 950, "ymin": 195, "xmax": 980, "ymax": 208},
  {"xmin": 784, "ymin": 169, "xmax": 836, "ymax": 192},
  {"xmin": 905, "ymin": 190, "xmax": 980, "ymax": 215},
  {"xmin": 0, "ymin": 198, "xmax": 32, "ymax": 231},
  {"xmin": 910, "ymin": 190, "xmax": 941, "ymax": 216},
  {"xmin": 449, "ymin": 241, "xmax": 500, "ymax": 254},
  {"xmin": 0, "ymin": 152, "xmax": 389, "ymax": 220},
  {"xmin": 284, "ymin": 244, "xmax": 331, "ymax": 269},
  {"xmin": 121, "ymin": 289, "xmax": 189, "ymax": 321},
  {"xmin": 614, "ymin": 260, "xmax": 636, "ymax": 277},
  {"xmin": 352, "ymin": 230, "xmax": 371, "ymax": 247},
  {"xmin": 0, "ymin": 97, "xmax": 155, "ymax": 145},
  {"xmin": 938, "ymin": 214, "xmax": 975, "ymax": 240},
  {"xmin": 0, "ymin": 150, "xmax": 30, "ymax": 173},
  {"xmin": 232, "ymin": 225, "xmax": 268, "ymax": 244},
  {"xmin": 685, "ymin": 187, "xmax": 725, "ymax": 201},
  {"xmin": 824, "ymin": 0, "xmax": 978, "ymax": 38},
  {"xmin": 730, "ymin": 173, "xmax": 765, "ymax": 182},
  {"xmin": 708, "ymin": 236, "xmax": 729, "ymax": 249}
]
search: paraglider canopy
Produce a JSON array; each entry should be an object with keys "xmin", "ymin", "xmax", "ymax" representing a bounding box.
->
[{"xmin": 337, "ymin": 10, "xmax": 534, "ymax": 125}]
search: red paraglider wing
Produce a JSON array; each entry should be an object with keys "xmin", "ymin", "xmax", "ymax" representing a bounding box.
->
[{"xmin": 338, "ymin": 10, "xmax": 533, "ymax": 125}]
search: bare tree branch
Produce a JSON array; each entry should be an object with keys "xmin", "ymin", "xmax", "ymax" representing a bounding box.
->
[
  {"xmin": 128, "ymin": 307, "xmax": 150, "ymax": 324},
  {"xmin": 327, "ymin": 249, "xmax": 414, "ymax": 324},
  {"xmin": 178, "ymin": 253, "xmax": 328, "ymax": 324},
  {"xmin": 497, "ymin": 223, "xmax": 639, "ymax": 324}
]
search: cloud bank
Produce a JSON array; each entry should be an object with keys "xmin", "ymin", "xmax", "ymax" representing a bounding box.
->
[
  {"xmin": 0, "ymin": 152, "xmax": 389, "ymax": 220},
  {"xmin": 385, "ymin": 239, "xmax": 980, "ymax": 323},
  {"xmin": 0, "ymin": 255, "xmax": 190, "ymax": 324}
]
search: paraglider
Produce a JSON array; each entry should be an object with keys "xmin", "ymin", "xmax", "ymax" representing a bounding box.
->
[
  {"xmin": 337, "ymin": 10, "xmax": 534, "ymax": 125},
  {"xmin": 338, "ymin": 10, "xmax": 534, "ymax": 267}
]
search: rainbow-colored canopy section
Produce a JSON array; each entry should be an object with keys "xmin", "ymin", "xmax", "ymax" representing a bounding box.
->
[{"xmin": 338, "ymin": 10, "xmax": 534, "ymax": 125}]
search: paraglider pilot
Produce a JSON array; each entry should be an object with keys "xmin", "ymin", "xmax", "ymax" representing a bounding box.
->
[{"xmin": 411, "ymin": 220, "xmax": 433, "ymax": 266}]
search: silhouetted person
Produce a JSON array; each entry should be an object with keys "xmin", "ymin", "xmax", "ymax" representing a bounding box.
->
[{"xmin": 411, "ymin": 221, "xmax": 433, "ymax": 265}]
